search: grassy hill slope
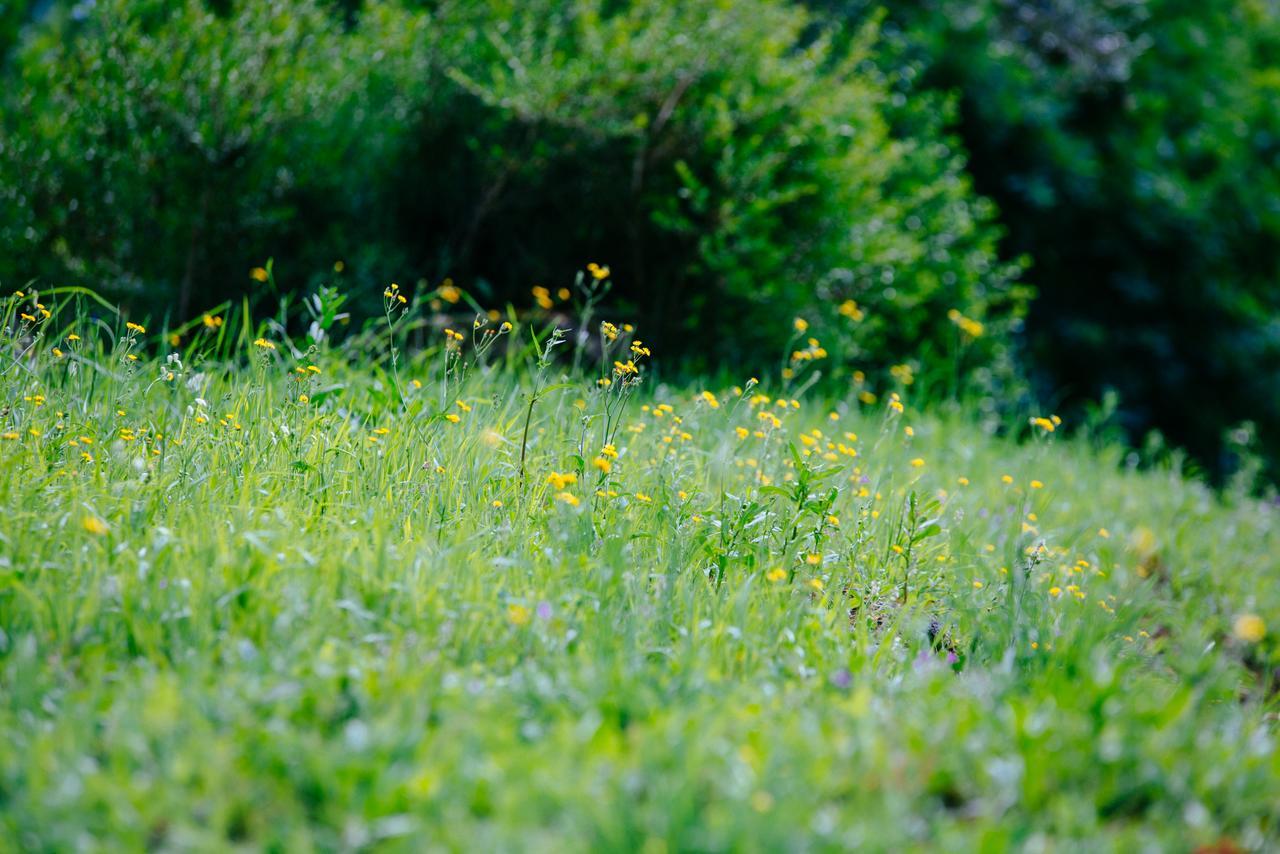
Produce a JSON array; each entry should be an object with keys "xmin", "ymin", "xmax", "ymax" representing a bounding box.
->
[{"xmin": 1, "ymin": 293, "xmax": 1276, "ymax": 849}]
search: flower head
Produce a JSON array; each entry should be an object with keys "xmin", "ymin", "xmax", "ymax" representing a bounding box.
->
[{"xmin": 1233, "ymin": 614, "xmax": 1266, "ymax": 643}]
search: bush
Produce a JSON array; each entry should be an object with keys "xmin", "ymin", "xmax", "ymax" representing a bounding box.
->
[
  {"xmin": 392, "ymin": 0, "xmax": 1027, "ymax": 384},
  {"xmin": 0, "ymin": 0, "xmax": 1024, "ymax": 393},
  {"xmin": 811, "ymin": 0, "xmax": 1280, "ymax": 477},
  {"xmin": 0, "ymin": 0, "xmax": 393, "ymax": 315}
]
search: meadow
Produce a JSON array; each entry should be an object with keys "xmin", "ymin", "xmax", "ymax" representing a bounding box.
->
[{"xmin": 1, "ymin": 277, "xmax": 1277, "ymax": 850}]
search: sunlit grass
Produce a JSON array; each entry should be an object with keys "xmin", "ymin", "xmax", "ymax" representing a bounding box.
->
[{"xmin": 0, "ymin": 282, "xmax": 1276, "ymax": 849}]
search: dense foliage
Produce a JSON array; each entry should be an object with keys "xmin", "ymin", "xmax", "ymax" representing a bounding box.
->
[
  {"xmin": 2, "ymin": 0, "xmax": 1279, "ymax": 478},
  {"xmin": 0, "ymin": 0, "xmax": 1023, "ymax": 387},
  {"xmin": 813, "ymin": 0, "xmax": 1280, "ymax": 478},
  {"xmin": 0, "ymin": 286, "xmax": 1276, "ymax": 847}
]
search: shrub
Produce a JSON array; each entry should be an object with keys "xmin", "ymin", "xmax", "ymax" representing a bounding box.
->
[
  {"xmin": 0, "ymin": 0, "xmax": 1025, "ymax": 394},
  {"xmin": 810, "ymin": 0, "xmax": 1280, "ymax": 477},
  {"xmin": 393, "ymin": 0, "xmax": 1026, "ymax": 385},
  {"xmin": 0, "ymin": 0, "xmax": 386, "ymax": 315}
]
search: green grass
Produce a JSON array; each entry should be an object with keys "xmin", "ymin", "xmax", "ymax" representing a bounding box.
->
[{"xmin": 0, "ymin": 289, "xmax": 1277, "ymax": 850}]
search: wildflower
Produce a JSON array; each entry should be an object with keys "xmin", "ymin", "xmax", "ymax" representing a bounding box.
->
[
  {"xmin": 82, "ymin": 515, "xmax": 109, "ymax": 536},
  {"xmin": 67, "ymin": 334, "xmax": 81, "ymax": 342},
  {"xmin": 557, "ymin": 287, "xmax": 570, "ymax": 301},
  {"xmin": 1049, "ymin": 586, "xmax": 1062, "ymax": 597},
  {"xmin": 973, "ymin": 580, "xmax": 984, "ymax": 589},
  {"xmin": 1098, "ymin": 528, "xmax": 1110, "ymax": 538},
  {"xmin": 793, "ymin": 317, "xmax": 809, "ymax": 333},
  {"xmin": 766, "ymin": 567, "xmax": 788, "ymax": 583},
  {"xmin": 1001, "ymin": 475, "xmax": 1014, "ymax": 485},
  {"xmin": 445, "ymin": 413, "xmax": 461, "ymax": 424},
  {"xmin": 1, "ymin": 432, "xmax": 18, "ymax": 440},
  {"xmin": 500, "ymin": 321, "xmax": 513, "ymax": 333},
  {"xmin": 1030, "ymin": 480, "xmax": 1044, "ymax": 489},
  {"xmin": 555, "ymin": 491, "xmax": 580, "ymax": 507},
  {"xmin": 531, "ymin": 286, "xmax": 553, "ymax": 310},
  {"xmin": 547, "ymin": 472, "xmax": 578, "ymax": 490},
  {"xmin": 826, "ymin": 515, "xmax": 840, "ymax": 527},
  {"xmin": 592, "ymin": 456, "xmax": 612, "ymax": 474},
  {"xmin": 507, "ymin": 604, "xmax": 531, "ymax": 627},
  {"xmin": 126, "ymin": 321, "xmax": 146, "ymax": 334},
  {"xmin": 735, "ymin": 426, "xmax": 749, "ymax": 440},
  {"xmin": 587, "ymin": 262, "xmax": 610, "ymax": 280},
  {"xmin": 492, "ymin": 500, "xmax": 503, "ymax": 508},
  {"xmin": 807, "ymin": 578, "xmax": 825, "ymax": 591},
  {"xmin": 957, "ymin": 477, "xmax": 969, "ymax": 486},
  {"xmin": 1030, "ymin": 416, "xmax": 1056, "ymax": 433},
  {"xmin": 805, "ymin": 553, "xmax": 822, "ymax": 566},
  {"xmin": 910, "ymin": 458, "xmax": 925, "ymax": 468},
  {"xmin": 699, "ymin": 390, "xmax": 720, "ymax": 409},
  {"xmin": 947, "ymin": 308, "xmax": 984, "ymax": 338},
  {"xmin": 838, "ymin": 299, "xmax": 864, "ymax": 321},
  {"xmin": 439, "ymin": 281, "xmax": 461, "ymax": 304},
  {"xmin": 634, "ymin": 492, "xmax": 653, "ymax": 504},
  {"xmin": 600, "ymin": 444, "xmax": 618, "ymax": 459},
  {"xmin": 384, "ymin": 282, "xmax": 408, "ymax": 305},
  {"xmin": 253, "ymin": 338, "xmax": 276, "ymax": 350},
  {"xmin": 757, "ymin": 411, "xmax": 782, "ymax": 429},
  {"xmin": 1233, "ymin": 614, "xmax": 1266, "ymax": 643},
  {"xmin": 52, "ymin": 347, "xmax": 64, "ymax": 358},
  {"xmin": 250, "ymin": 267, "xmax": 269, "ymax": 283}
]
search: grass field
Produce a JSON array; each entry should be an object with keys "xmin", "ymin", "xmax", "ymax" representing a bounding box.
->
[{"xmin": 1, "ymin": 286, "xmax": 1277, "ymax": 850}]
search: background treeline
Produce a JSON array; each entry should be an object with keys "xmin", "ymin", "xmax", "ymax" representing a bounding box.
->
[{"xmin": 1, "ymin": 0, "xmax": 1278, "ymax": 481}]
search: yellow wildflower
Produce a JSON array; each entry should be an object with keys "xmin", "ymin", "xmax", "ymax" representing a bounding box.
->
[
  {"xmin": 507, "ymin": 604, "xmax": 531, "ymax": 627},
  {"xmin": 547, "ymin": 472, "xmax": 578, "ymax": 490},
  {"xmin": 1233, "ymin": 614, "xmax": 1266, "ymax": 643}
]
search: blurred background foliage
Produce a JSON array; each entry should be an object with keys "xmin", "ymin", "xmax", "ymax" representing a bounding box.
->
[{"xmin": 0, "ymin": 0, "xmax": 1278, "ymax": 480}]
